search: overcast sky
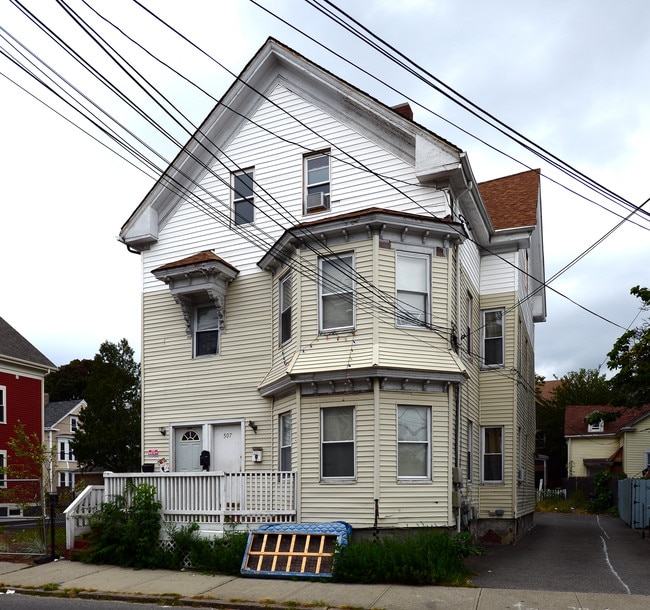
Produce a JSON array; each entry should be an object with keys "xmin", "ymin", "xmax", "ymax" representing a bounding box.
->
[{"xmin": 1, "ymin": 0, "xmax": 648, "ymax": 381}]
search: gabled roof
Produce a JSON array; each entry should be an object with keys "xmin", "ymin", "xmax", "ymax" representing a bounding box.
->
[
  {"xmin": 44, "ymin": 399, "xmax": 86, "ymax": 428},
  {"xmin": 119, "ymin": 38, "xmax": 470, "ymax": 251},
  {"xmin": 478, "ymin": 169, "xmax": 540, "ymax": 230},
  {"xmin": 0, "ymin": 317, "xmax": 56, "ymax": 370},
  {"xmin": 564, "ymin": 405, "xmax": 650, "ymax": 437}
]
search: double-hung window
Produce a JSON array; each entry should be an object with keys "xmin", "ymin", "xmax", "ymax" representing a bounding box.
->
[
  {"xmin": 481, "ymin": 426, "xmax": 503, "ymax": 483},
  {"xmin": 482, "ymin": 308, "xmax": 504, "ymax": 366},
  {"xmin": 466, "ymin": 293, "xmax": 473, "ymax": 358},
  {"xmin": 194, "ymin": 305, "xmax": 219, "ymax": 357},
  {"xmin": 0, "ymin": 386, "xmax": 5, "ymax": 424},
  {"xmin": 233, "ymin": 169, "xmax": 255, "ymax": 225},
  {"xmin": 70, "ymin": 417, "xmax": 78, "ymax": 432},
  {"xmin": 0, "ymin": 450, "xmax": 6, "ymax": 488},
  {"xmin": 279, "ymin": 412, "xmax": 292, "ymax": 471},
  {"xmin": 396, "ymin": 252, "xmax": 429, "ymax": 328},
  {"xmin": 304, "ymin": 152, "xmax": 330, "ymax": 212},
  {"xmin": 319, "ymin": 254, "xmax": 354, "ymax": 332},
  {"xmin": 397, "ymin": 406, "xmax": 431, "ymax": 479},
  {"xmin": 279, "ymin": 274, "xmax": 292, "ymax": 344},
  {"xmin": 321, "ymin": 406, "xmax": 355, "ymax": 479},
  {"xmin": 59, "ymin": 439, "xmax": 75, "ymax": 461}
]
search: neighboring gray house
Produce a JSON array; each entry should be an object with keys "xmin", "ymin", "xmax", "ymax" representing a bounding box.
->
[{"xmin": 44, "ymin": 398, "xmax": 86, "ymax": 493}]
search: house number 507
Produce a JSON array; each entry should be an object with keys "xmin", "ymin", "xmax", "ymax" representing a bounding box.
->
[{"xmin": 223, "ymin": 432, "xmax": 232, "ymax": 438}]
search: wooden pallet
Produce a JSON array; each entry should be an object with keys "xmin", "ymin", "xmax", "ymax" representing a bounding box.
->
[{"xmin": 242, "ymin": 531, "xmax": 337, "ymax": 576}]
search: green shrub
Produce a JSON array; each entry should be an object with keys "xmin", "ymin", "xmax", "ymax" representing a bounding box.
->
[
  {"xmin": 332, "ymin": 529, "xmax": 479, "ymax": 586},
  {"xmin": 589, "ymin": 471, "xmax": 616, "ymax": 515},
  {"xmin": 83, "ymin": 482, "xmax": 162, "ymax": 569},
  {"xmin": 158, "ymin": 522, "xmax": 248, "ymax": 574}
]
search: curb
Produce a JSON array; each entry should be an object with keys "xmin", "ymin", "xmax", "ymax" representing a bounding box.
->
[{"xmin": 7, "ymin": 587, "xmax": 334, "ymax": 610}]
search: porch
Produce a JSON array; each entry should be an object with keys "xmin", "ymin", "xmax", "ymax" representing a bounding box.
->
[{"xmin": 64, "ymin": 471, "xmax": 297, "ymax": 549}]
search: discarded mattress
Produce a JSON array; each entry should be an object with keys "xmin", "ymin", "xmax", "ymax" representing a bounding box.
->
[{"xmin": 240, "ymin": 521, "xmax": 352, "ymax": 578}]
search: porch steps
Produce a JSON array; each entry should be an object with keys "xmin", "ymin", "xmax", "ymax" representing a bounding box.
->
[{"xmin": 241, "ymin": 521, "xmax": 351, "ymax": 579}]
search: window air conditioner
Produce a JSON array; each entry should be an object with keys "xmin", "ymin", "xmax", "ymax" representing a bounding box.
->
[{"xmin": 306, "ymin": 191, "xmax": 329, "ymax": 211}]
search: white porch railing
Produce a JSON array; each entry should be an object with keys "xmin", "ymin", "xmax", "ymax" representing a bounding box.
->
[
  {"xmin": 63, "ymin": 484, "xmax": 105, "ymax": 549},
  {"xmin": 64, "ymin": 471, "xmax": 297, "ymax": 549}
]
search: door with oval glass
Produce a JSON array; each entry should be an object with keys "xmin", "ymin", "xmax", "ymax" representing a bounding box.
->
[{"xmin": 174, "ymin": 427, "xmax": 202, "ymax": 472}]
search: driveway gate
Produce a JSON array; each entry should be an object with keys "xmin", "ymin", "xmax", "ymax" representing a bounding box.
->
[{"xmin": 619, "ymin": 478, "xmax": 650, "ymax": 530}]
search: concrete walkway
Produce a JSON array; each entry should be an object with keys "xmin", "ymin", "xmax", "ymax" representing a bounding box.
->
[{"xmin": 0, "ymin": 559, "xmax": 648, "ymax": 609}]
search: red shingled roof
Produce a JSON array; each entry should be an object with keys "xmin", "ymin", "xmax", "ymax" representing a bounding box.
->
[
  {"xmin": 153, "ymin": 250, "xmax": 237, "ymax": 273},
  {"xmin": 564, "ymin": 405, "xmax": 650, "ymax": 437},
  {"xmin": 537, "ymin": 380, "xmax": 562, "ymax": 404},
  {"xmin": 478, "ymin": 169, "xmax": 540, "ymax": 230}
]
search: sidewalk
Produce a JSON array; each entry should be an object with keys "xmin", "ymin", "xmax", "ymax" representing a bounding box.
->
[{"xmin": 0, "ymin": 558, "xmax": 648, "ymax": 609}]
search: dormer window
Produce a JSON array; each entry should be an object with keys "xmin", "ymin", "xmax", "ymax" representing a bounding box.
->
[
  {"xmin": 304, "ymin": 152, "xmax": 330, "ymax": 213},
  {"xmin": 588, "ymin": 419, "xmax": 604, "ymax": 433}
]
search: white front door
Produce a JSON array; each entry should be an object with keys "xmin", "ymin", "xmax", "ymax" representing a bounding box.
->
[
  {"xmin": 212, "ymin": 422, "xmax": 243, "ymax": 472},
  {"xmin": 174, "ymin": 427, "xmax": 202, "ymax": 472}
]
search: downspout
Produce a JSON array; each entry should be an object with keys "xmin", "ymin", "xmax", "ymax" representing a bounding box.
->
[
  {"xmin": 454, "ymin": 241, "xmax": 462, "ymax": 532},
  {"xmin": 372, "ymin": 229, "xmax": 381, "ymax": 529}
]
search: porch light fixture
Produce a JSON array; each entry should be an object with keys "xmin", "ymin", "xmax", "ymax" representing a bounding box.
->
[
  {"xmin": 159, "ymin": 427, "xmax": 167, "ymax": 436},
  {"xmin": 248, "ymin": 420, "xmax": 258, "ymax": 433}
]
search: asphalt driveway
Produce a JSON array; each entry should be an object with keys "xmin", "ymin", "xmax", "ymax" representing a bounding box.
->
[{"xmin": 466, "ymin": 511, "xmax": 650, "ymax": 595}]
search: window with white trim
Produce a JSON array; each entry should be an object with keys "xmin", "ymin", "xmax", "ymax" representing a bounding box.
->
[
  {"xmin": 70, "ymin": 417, "xmax": 78, "ymax": 432},
  {"xmin": 233, "ymin": 169, "xmax": 255, "ymax": 225},
  {"xmin": 194, "ymin": 305, "xmax": 219, "ymax": 357},
  {"xmin": 304, "ymin": 152, "xmax": 330, "ymax": 212},
  {"xmin": 59, "ymin": 439, "xmax": 75, "ymax": 461},
  {"xmin": 397, "ymin": 405, "xmax": 430, "ymax": 479},
  {"xmin": 588, "ymin": 420, "xmax": 604, "ymax": 433},
  {"xmin": 321, "ymin": 406, "xmax": 355, "ymax": 479},
  {"xmin": 279, "ymin": 412, "xmax": 292, "ymax": 471},
  {"xmin": 59, "ymin": 471, "xmax": 75, "ymax": 488},
  {"xmin": 482, "ymin": 309, "xmax": 504, "ymax": 366},
  {"xmin": 396, "ymin": 252, "xmax": 430, "ymax": 328},
  {"xmin": 319, "ymin": 254, "xmax": 354, "ymax": 332},
  {"xmin": 481, "ymin": 426, "xmax": 503, "ymax": 483},
  {"xmin": 0, "ymin": 450, "xmax": 6, "ymax": 488},
  {"xmin": 0, "ymin": 386, "xmax": 5, "ymax": 424},
  {"xmin": 279, "ymin": 274, "xmax": 292, "ymax": 344}
]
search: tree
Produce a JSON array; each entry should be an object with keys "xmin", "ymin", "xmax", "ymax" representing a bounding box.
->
[
  {"xmin": 45, "ymin": 358, "xmax": 93, "ymax": 401},
  {"xmin": 607, "ymin": 286, "xmax": 650, "ymax": 408},
  {"xmin": 553, "ymin": 368, "xmax": 613, "ymax": 408},
  {"xmin": 71, "ymin": 339, "xmax": 141, "ymax": 473},
  {"xmin": 0, "ymin": 421, "xmax": 56, "ymax": 508}
]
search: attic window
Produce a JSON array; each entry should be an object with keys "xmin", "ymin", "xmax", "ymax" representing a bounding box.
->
[
  {"xmin": 152, "ymin": 251, "xmax": 239, "ymax": 340},
  {"xmin": 588, "ymin": 420, "xmax": 604, "ymax": 433}
]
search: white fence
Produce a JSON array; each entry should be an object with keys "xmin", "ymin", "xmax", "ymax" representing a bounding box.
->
[
  {"xmin": 64, "ymin": 471, "xmax": 296, "ymax": 549},
  {"xmin": 535, "ymin": 488, "xmax": 567, "ymax": 502}
]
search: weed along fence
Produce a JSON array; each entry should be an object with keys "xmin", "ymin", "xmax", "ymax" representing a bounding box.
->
[{"xmin": 65, "ymin": 471, "xmax": 297, "ymax": 549}]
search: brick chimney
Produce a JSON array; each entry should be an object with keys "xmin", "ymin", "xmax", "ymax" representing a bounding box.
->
[{"xmin": 391, "ymin": 102, "xmax": 413, "ymax": 121}]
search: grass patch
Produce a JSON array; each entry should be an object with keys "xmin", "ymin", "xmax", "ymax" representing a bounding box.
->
[
  {"xmin": 536, "ymin": 491, "xmax": 589, "ymax": 513},
  {"xmin": 332, "ymin": 529, "xmax": 480, "ymax": 586}
]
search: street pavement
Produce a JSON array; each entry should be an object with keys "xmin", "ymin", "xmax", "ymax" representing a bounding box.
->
[
  {"xmin": 0, "ymin": 512, "xmax": 649, "ymax": 609},
  {"xmin": 1, "ymin": 558, "xmax": 648, "ymax": 610}
]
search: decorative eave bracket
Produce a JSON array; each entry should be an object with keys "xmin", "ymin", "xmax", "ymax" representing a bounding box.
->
[{"xmin": 152, "ymin": 251, "xmax": 239, "ymax": 337}]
